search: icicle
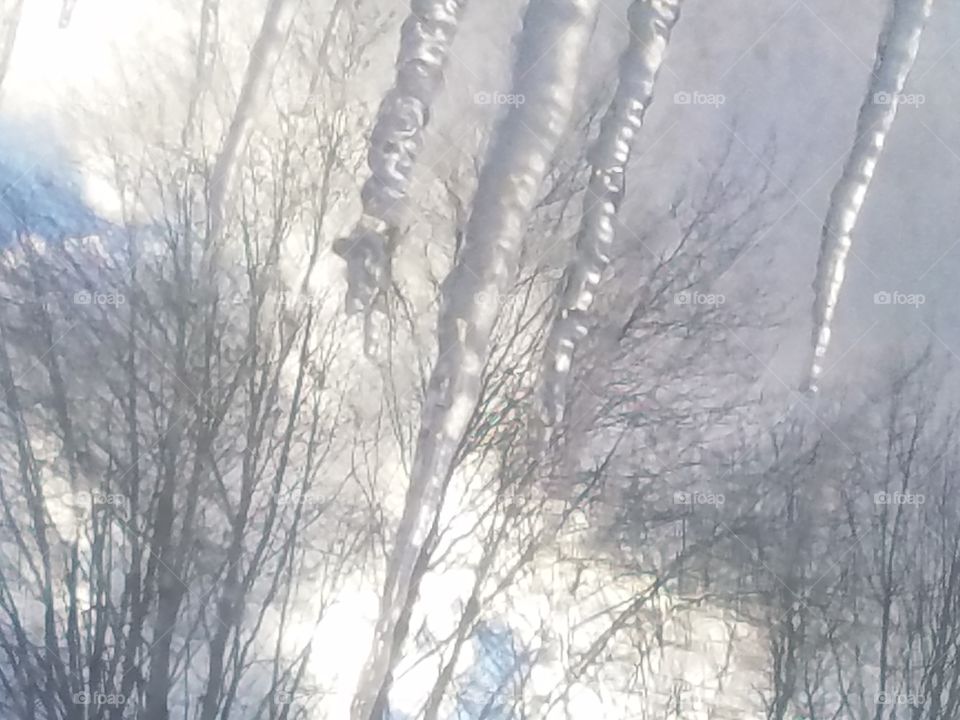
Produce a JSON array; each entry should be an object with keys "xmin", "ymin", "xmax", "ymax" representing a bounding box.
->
[
  {"xmin": 804, "ymin": 0, "xmax": 934, "ymax": 393},
  {"xmin": 207, "ymin": 0, "xmax": 297, "ymax": 244},
  {"xmin": 0, "ymin": 0, "xmax": 25, "ymax": 95},
  {"xmin": 350, "ymin": 0, "xmax": 601, "ymax": 716},
  {"xmin": 333, "ymin": 0, "xmax": 470, "ymax": 352},
  {"xmin": 58, "ymin": 0, "xmax": 79, "ymax": 28},
  {"xmin": 540, "ymin": 0, "xmax": 683, "ymax": 432},
  {"xmin": 183, "ymin": 0, "xmax": 220, "ymax": 146}
]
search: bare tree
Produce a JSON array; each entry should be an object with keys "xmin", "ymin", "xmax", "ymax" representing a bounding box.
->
[
  {"xmin": 0, "ymin": 4, "xmax": 384, "ymax": 720},
  {"xmin": 4, "ymin": 2, "xmax": 959, "ymax": 719}
]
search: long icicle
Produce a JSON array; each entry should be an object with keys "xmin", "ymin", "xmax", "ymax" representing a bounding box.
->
[
  {"xmin": 58, "ymin": 0, "xmax": 79, "ymax": 28},
  {"xmin": 182, "ymin": 0, "xmax": 220, "ymax": 146},
  {"xmin": 350, "ymin": 0, "xmax": 602, "ymax": 716},
  {"xmin": 804, "ymin": 0, "xmax": 934, "ymax": 393},
  {"xmin": 207, "ymin": 0, "xmax": 298, "ymax": 245},
  {"xmin": 0, "ymin": 0, "xmax": 25, "ymax": 97},
  {"xmin": 333, "ymin": 0, "xmax": 470, "ymax": 354},
  {"xmin": 540, "ymin": 0, "xmax": 683, "ymax": 433}
]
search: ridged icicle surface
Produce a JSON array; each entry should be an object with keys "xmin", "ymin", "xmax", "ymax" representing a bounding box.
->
[
  {"xmin": 350, "ymin": 0, "xmax": 602, "ymax": 717},
  {"xmin": 541, "ymin": 0, "xmax": 683, "ymax": 431},
  {"xmin": 334, "ymin": 0, "xmax": 469, "ymax": 348},
  {"xmin": 805, "ymin": 0, "xmax": 934, "ymax": 393}
]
